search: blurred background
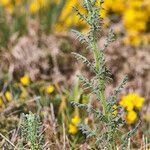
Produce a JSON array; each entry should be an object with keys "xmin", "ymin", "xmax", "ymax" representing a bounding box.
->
[{"xmin": 0, "ymin": 0, "xmax": 149, "ymax": 149}]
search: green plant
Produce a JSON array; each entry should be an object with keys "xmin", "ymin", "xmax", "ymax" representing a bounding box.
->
[
  {"xmin": 71, "ymin": 0, "xmax": 140, "ymax": 149},
  {"xmin": 0, "ymin": 7, "xmax": 10, "ymax": 48},
  {"xmin": 20, "ymin": 112, "xmax": 44, "ymax": 150}
]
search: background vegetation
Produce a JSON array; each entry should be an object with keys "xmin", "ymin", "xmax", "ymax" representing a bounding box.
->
[{"xmin": 0, "ymin": 0, "xmax": 149, "ymax": 149}]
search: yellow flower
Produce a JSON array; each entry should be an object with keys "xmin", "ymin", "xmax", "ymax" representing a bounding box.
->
[
  {"xmin": 128, "ymin": 0, "xmax": 144, "ymax": 9},
  {"xmin": 120, "ymin": 93, "xmax": 144, "ymax": 111},
  {"xmin": 38, "ymin": 0, "xmax": 48, "ymax": 8},
  {"xmin": 5, "ymin": 91, "xmax": 12, "ymax": 102},
  {"xmin": 5, "ymin": 3, "xmax": 14, "ymax": 14},
  {"xmin": 68, "ymin": 124, "xmax": 78, "ymax": 134},
  {"xmin": 103, "ymin": 0, "xmax": 126, "ymax": 14},
  {"xmin": 0, "ymin": 0, "xmax": 10, "ymax": 6},
  {"xmin": 132, "ymin": 95, "xmax": 144, "ymax": 110},
  {"xmin": 54, "ymin": 0, "xmax": 87, "ymax": 32},
  {"xmin": 29, "ymin": 0, "xmax": 48, "ymax": 14},
  {"xmin": 71, "ymin": 115, "xmax": 80, "ymax": 126},
  {"xmin": 123, "ymin": 9, "xmax": 148, "ymax": 33},
  {"xmin": 120, "ymin": 95, "xmax": 134, "ymax": 111},
  {"xmin": 0, "ymin": 98, "xmax": 4, "ymax": 107},
  {"xmin": 46, "ymin": 85, "xmax": 55, "ymax": 94},
  {"xmin": 68, "ymin": 115, "xmax": 81, "ymax": 134},
  {"xmin": 20, "ymin": 75, "xmax": 30, "ymax": 86},
  {"xmin": 123, "ymin": 33, "xmax": 141, "ymax": 47},
  {"xmin": 29, "ymin": 1, "xmax": 40, "ymax": 14},
  {"xmin": 126, "ymin": 110, "xmax": 137, "ymax": 124}
]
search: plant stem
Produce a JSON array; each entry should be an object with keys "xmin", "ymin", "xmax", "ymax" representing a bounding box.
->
[
  {"xmin": 0, "ymin": 133, "xmax": 17, "ymax": 149},
  {"xmin": 92, "ymin": 39, "xmax": 107, "ymax": 117},
  {"xmin": 93, "ymin": 34, "xmax": 114, "ymax": 149}
]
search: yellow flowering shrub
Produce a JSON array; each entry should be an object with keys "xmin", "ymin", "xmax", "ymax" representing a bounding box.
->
[
  {"xmin": 0, "ymin": 0, "xmax": 150, "ymax": 47},
  {"xmin": 103, "ymin": 0, "xmax": 150, "ymax": 47},
  {"xmin": 102, "ymin": 0, "xmax": 126, "ymax": 14},
  {"xmin": 54, "ymin": 0, "xmax": 150, "ymax": 46}
]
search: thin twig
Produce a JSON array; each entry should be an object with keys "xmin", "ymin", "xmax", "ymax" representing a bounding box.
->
[{"xmin": 0, "ymin": 132, "xmax": 17, "ymax": 149}]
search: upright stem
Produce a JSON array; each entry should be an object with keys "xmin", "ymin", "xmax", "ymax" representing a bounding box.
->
[
  {"xmin": 92, "ymin": 40, "xmax": 107, "ymax": 116},
  {"xmin": 86, "ymin": 0, "xmax": 108, "ymax": 116}
]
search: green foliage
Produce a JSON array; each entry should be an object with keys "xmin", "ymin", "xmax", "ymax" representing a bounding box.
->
[
  {"xmin": 0, "ymin": 0, "xmax": 66, "ymax": 48},
  {"xmin": 20, "ymin": 112, "xmax": 44, "ymax": 150},
  {"xmin": 71, "ymin": 0, "xmax": 140, "ymax": 149},
  {"xmin": 0, "ymin": 7, "xmax": 10, "ymax": 48}
]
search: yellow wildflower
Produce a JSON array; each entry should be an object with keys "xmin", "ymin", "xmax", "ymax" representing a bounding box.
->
[
  {"xmin": 123, "ymin": 9, "xmax": 148, "ymax": 33},
  {"xmin": 0, "ymin": 0, "xmax": 10, "ymax": 6},
  {"xmin": 120, "ymin": 93, "xmax": 144, "ymax": 111},
  {"xmin": 0, "ymin": 98, "xmax": 4, "ymax": 107},
  {"xmin": 132, "ymin": 95, "xmax": 144, "ymax": 110},
  {"xmin": 29, "ymin": 0, "xmax": 48, "ymax": 14},
  {"xmin": 123, "ymin": 33, "xmax": 142, "ymax": 47},
  {"xmin": 38, "ymin": 0, "xmax": 48, "ymax": 8},
  {"xmin": 5, "ymin": 3, "xmax": 14, "ymax": 14},
  {"xmin": 5, "ymin": 91, "xmax": 12, "ymax": 102},
  {"xmin": 68, "ymin": 124, "xmax": 78, "ymax": 134},
  {"xmin": 68, "ymin": 115, "xmax": 81, "ymax": 134},
  {"xmin": 128, "ymin": 0, "xmax": 143, "ymax": 8},
  {"xmin": 71, "ymin": 115, "xmax": 80, "ymax": 126},
  {"xmin": 29, "ymin": 1, "xmax": 40, "ymax": 14},
  {"xmin": 103, "ymin": 0, "xmax": 126, "ymax": 14},
  {"xmin": 20, "ymin": 75, "xmax": 30, "ymax": 86},
  {"xmin": 46, "ymin": 85, "xmax": 55, "ymax": 94},
  {"xmin": 126, "ymin": 110, "xmax": 137, "ymax": 124},
  {"xmin": 54, "ymin": 0, "xmax": 87, "ymax": 32},
  {"xmin": 120, "ymin": 95, "xmax": 134, "ymax": 111}
]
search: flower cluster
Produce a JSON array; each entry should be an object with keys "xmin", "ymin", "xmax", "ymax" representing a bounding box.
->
[
  {"xmin": 0, "ymin": 91, "xmax": 13, "ymax": 108},
  {"xmin": 68, "ymin": 115, "xmax": 80, "ymax": 134},
  {"xmin": 0, "ymin": 0, "xmax": 50, "ymax": 14},
  {"xmin": 1, "ymin": 0, "xmax": 150, "ymax": 47},
  {"xmin": 54, "ymin": 0, "xmax": 87, "ymax": 32},
  {"xmin": 55, "ymin": 0, "xmax": 150, "ymax": 46},
  {"xmin": 103, "ymin": 0, "xmax": 150, "ymax": 47},
  {"xmin": 120, "ymin": 93, "xmax": 145, "ymax": 124},
  {"xmin": 0, "ymin": 74, "xmax": 55, "ymax": 109},
  {"xmin": 29, "ymin": 0, "xmax": 49, "ymax": 14},
  {"xmin": 0, "ymin": 0, "xmax": 22, "ymax": 14}
]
